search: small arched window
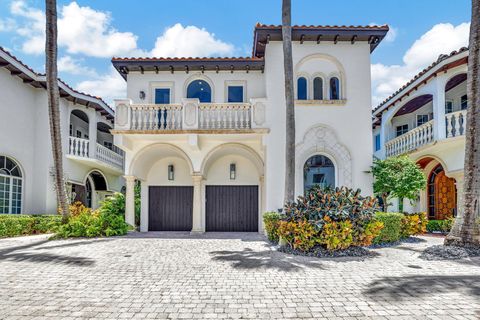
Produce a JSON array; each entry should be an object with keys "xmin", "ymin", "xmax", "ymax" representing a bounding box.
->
[
  {"xmin": 297, "ymin": 77, "xmax": 307, "ymax": 100},
  {"xmin": 330, "ymin": 77, "xmax": 340, "ymax": 100},
  {"xmin": 0, "ymin": 156, "xmax": 23, "ymax": 214},
  {"xmin": 313, "ymin": 77, "xmax": 323, "ymax": 100},
  {"xmin": 187, "ymin": 80, "xmax": 212, "ymax": 103}
]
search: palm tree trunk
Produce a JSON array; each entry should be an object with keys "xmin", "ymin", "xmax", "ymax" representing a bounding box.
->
[
  {"xmin": 46, "ymin": 0, "xmax": 70, "ymax": 223},
  {"xmin": 282, "ymin": 0, "xmax": 296, "ymax": 203},
  {"xmin": 445, "ymin": 0, "xmax": 480, "ymax": 246}
]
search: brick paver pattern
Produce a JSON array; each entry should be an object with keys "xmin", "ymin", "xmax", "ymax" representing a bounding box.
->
[{"xmin": 0, "ymin": 233, "xmax": 479, "ymax": 319}]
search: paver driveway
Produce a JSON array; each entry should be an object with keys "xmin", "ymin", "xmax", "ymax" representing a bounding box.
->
[{"xmin": 0, "ymin": 233, "xmax": 479, "ymax": 320}]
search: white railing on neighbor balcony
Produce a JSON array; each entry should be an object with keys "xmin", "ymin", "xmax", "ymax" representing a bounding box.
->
[
  {"xmin": 130, "ymin": 104, "xmax": 183, "ymax": 130},
  {"xmin": 446, "ymin": 109, "xmax": 467, "ymax": 138},
  {"xmin": 385, "ymin": 120, "xmax": 434, "ymax": 157},
  {"xmin": 199, "ymin": 103, "xmax": 252, "ymax": 129},
  {"xmin": 95, "ymin": 143, "xmax": 124, "ymax": 169},
  {"xmin": 68, "ymin": 136, "xmax": 124, "ymax": 170},
  {"xmin": 69, "ymin": 136, "xmax": 89, "ymax": 157}
]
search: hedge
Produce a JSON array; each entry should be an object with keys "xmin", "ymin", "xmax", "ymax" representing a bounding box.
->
[
  {"xmin": 0, "ymin": 214, "xmax": 62, "ymax": 238},
  {"xmin": 373, "ymin": 212, "xmax": 404, "ymax": 244},
  {"xmin": 426, "ymin": 219, "xmax": 454, "ymax": 233}
]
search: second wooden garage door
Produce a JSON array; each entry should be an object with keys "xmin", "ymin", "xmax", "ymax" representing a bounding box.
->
[
  {"xmin": 149, "ymin": 186, "xmax": 193, "ymax": 231},
  {"xmin": 206, "ymin": 185, "xmax": 258, "ymax": 232}
]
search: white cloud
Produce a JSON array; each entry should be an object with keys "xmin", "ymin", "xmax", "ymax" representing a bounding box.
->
[
  {"xmin": 58, "ymin": 56, "xmax": 98, "ymax": 77},
  {"xmin": 75, "ymin": 67, "xmax": 126, "ymax": 106},
  {"xmin": 0, "ymin": 17, "xmax": 17, "ymax": 32},
  {"xmin": 372, "ymin": 22, "xmax": 470, "ymax": 107},
  {"xmin": 151, "ymin": 23, "xmax": 235, "ymax": 57},
  {"xmin": 9, "ymin": 1, "xmax": 140, "ymax": 57},
  {"xmin": 384, "ymin": 26, "xmax": 398, "ymax": 43}
]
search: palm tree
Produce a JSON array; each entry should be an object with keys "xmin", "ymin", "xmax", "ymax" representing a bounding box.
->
[
  {"xmin": 445, "ymin": 0, "xmax": 480, "ymax": 246},
  {"xmin": 46, "ymin": 0, "xmax": 70, "ymax": 222},
  {"xmin": 282, "ymin": 0, "xmax": 296, "ymax": 203}
]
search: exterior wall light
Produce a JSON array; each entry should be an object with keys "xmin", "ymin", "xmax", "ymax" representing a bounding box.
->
[
  {"xmin": 139, "ymin": 91, "xmax": 146, "ymax": 100},
  {"xmin": 230, "ymin": 163, "xmax": 236, "ymax": 180},
  {"xmin": 168, "ymin": 165, "xmax": 174, "ymax": 181}
]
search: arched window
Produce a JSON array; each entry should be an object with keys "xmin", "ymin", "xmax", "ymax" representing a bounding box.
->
[
  {"xmin": 187, "ymin": 80, "xmax": 212, "ymax": 103},
  {"xmin": 313, "ymin": 77, "xmax": 323, "ymax": 100},
  {"xmin": 303, "ymin": 155, "xmax": 335, "ymax": 193},
  {"xmin": 330, "ymin": 77, "xmax": 340, "ymax": 100},
  {"xmin": 297, "ymin": 77, "xmax": 307, "ymax": 100},
  {"xmin": 0, "ymin": 156, "xmax": 23, "ymax": 214}
]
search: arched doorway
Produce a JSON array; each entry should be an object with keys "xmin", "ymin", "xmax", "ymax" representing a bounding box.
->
[
  {"xmin": 187, "ymin": 80, "xmax": 212, "ymax": 103},
  {"xmin": 0, "ymin": 156, "xmax": 23, "ymax": 214},
  {"xmin": 303, "ymin": 155, "xmax": 335, "ymax": 193},
  {"xmin": 428, "ymin": 164, "xmax": 457, "ymax": 219}
]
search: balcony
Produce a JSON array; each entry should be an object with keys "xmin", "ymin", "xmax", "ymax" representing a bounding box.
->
[
  {"xmin": 385, "ymin": 110, "xmax": 467, "ymax": 157},
  {"xmin": 67, "ymin": 136, "xmax": 124, "ymax": 173},
  {"xmin": 113, "ymin": 99, "xmax": 267, "ymax": 133}
]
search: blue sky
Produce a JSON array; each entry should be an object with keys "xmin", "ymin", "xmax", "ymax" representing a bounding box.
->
[{"xmin": 0, "ymin": 0, "xmax": 471, "ymax": 105}]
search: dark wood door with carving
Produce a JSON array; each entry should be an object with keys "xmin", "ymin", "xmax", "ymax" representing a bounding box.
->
[
  {"xmin": 206, "ymin": 186, "xmax": 258, "ymax": 232},
  {"xmin": 149, "ymin": 186, "xmax": 193, "ymax": 231}
]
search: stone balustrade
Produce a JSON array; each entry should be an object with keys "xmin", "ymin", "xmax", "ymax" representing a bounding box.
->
[
  {"xmin": 445, "ymin": 109, "xmax": 467, "ymax": 138},
  {"xmin": 68, "ymin": 136, "xmax": 124, "ymax": 170},
  {"xmin": 385, "ymin": 120, "xmax": 434, "ymax": 157}
]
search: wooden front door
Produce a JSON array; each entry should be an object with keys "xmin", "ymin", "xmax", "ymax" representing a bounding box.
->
[
  {"xmin": 434, "ymin": 171, "xmax": 457, "ymax": 220},
  {"xmin": 148, "ymin": 186, "xmax": 193, "ymax": 231},
  {"xmin": 206, "ymin": 186, "xmax": 258, "ymax": 232}
]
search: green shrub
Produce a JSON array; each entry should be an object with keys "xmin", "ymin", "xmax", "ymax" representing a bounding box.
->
[
  {"xmin": 373, "ymin": 212, "xmax": 404, "ymax": 244},
  {"xmin": 426, "ymin": 218, "xmax": 454, "ymax": 233},
  {"xmin": 401, "ymin": 212, "xmax": 427, "ymax": 237},
  {"xmin": 54, "ymin": 193, "xmax": 129, "ymax": 238},
  {"xmin": 277, "ymin": 186, "xmax": 382, "ymax": 251},
  {"xmin": 263, "ymin": 212, "xmax": 281, "ymax": 243},
  {"xmin": 0, "ymin": 214, "xmax": 61, "ymax": 238}
]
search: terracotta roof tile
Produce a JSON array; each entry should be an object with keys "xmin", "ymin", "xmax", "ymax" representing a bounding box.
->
[
  {"xmin": 255, "ymin": 23, "xmax": 389, "ymax": 30},
  {"xmin": 111, "ymin": 56, "xmax": 263, "ymax": 62}
]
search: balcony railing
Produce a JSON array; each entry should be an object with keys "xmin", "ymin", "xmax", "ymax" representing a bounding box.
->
[
  {"xmin": 130, "ymin": 104, "xmax": 182, "ymax": 130},
  {"xmin": 446, "ymin": 109, "xmax": 467, "ymax": 138},
  {"xmin": 114, "ymin": 99, "xmax": 266, "ymax": 132},
  {"xmin": 199, "ymin": 103, "xmax": 251, "ymax": 129},
  {"xmin": 385, "ymin": 120, "xmax": 434, "ymax": 157},
  {"xmin": 68, "ymin": 136, "xmax": 124, "ymax": 171}
]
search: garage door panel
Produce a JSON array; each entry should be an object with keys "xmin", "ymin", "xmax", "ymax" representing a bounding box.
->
[
  {"xmin": 149, "ymin": 186, "xmax": 193, "ymax": 231},
  {"xmin": 206, "ymin": 186, "xmax": 258, "ymax": 232}
]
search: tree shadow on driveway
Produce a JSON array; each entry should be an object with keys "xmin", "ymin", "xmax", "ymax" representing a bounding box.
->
[
  {"xmin": 0, "ymin": 238, "xmax": 97, "ymax": 267},
  {"xmin": 210, "ymin": 247, "xmax": 328, "ymax": 271},
  {"xmin": 364, "ymin": 275, "xmax": 480, "ymax": 301}
]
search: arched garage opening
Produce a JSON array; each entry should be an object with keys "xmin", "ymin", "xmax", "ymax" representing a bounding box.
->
[
  {"xmin": 201, "ymin": 144, "xmax": 264, "ymax": 232},
  {"xmin": 130, "ymin": 144, "xmax": 194, "ymax": 232}
]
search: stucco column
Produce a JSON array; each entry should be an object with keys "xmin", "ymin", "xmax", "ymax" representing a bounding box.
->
[
  {"xmin": 259, "ymin": 175, "xmax": 265, "ymax": 234},
  {"xmin": 140, "ymin": 181, "xmax": 149, "ymax": 232},
  {"xmin": 191, "ymin": 174, "xmax": 204, "ymax": 234},
  {"xmin": 124, "ymin": 175, "xmax": 136, "ymax": 227},
  {"xmin": 88, "ymin": 109, "xmax": 97, "ymax": 158},
  {"xmin": 433, "ymin": 80, "xmax": 446, "ymax": 140}
]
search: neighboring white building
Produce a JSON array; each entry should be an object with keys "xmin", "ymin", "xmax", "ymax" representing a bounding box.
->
[
  {"xmin": 0, "ymin": 47, "xmax": 124, "ymax": 214},
  {"xmin": 112, "ymin": 23, "xmax": 389, "ymax": 232},
  {"xmin": 373, "ymin": 47, "xmax": 468, "ymax": 219}
]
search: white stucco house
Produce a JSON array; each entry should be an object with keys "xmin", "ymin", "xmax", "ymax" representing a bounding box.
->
[
  {"xmin": 373, "ymin": 47, "xmax": 468, "ymax": 220},
  {"xmin": 112, "ymin": 23, "xmax": 389, "ymax": 232},
  {"xmin": 0, "ymin": 47, "xmax": 124, "ymax": 214}
]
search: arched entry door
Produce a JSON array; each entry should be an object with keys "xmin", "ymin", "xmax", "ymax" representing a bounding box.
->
[
  {"xmin": 303, "ymin": 155, "xmax": 335, "ymax": 193},
  {"xmin": 428, "ymin": 164, "xmax": 457, "ymax": 219}
]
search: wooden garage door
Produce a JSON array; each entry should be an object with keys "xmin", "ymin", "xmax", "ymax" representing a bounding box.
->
[
  {"xmin": 149, "ymin": 186, "xmax": 193, "ymax": 231},
  {"xmin": 206, "ymin": 186, "xmax": 258, "ymax": 232}
]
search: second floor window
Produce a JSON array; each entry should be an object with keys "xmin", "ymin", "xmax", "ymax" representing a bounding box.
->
[
  {"xmin": 396, "ymin": 124, "xmax": 409, "ymax": 137},
  {"xmin": 227, "ymin": 86, "xmax": 244, "ymax": 103},
  {"xmin": 374, "ymin": 134, "xmax": 381, "ymax": 152},
  {"xmin": 187, "ymin": 80, "xmax": 212, "ymax": 103},
  {"xmin": 416, "ymin": 114, "xmax": 429, "ymax": 127},
  {"xmin": 155, "ymin": 88, "xmax": 170, "ymax": 104},
  {"xmin": 313, "ymin": 77, "xmax": 323, "ymax": 100},
  {"xmin": 461, "ymin": 95, "xmax": 468, "ymax": 110},
  {"xmin": 297, "ymin": 77, "xmax": 307, "ymax": 100},
  {"xmin": 76, "ymin": 130, "xmax": 82, "ymax": 138},
  {"xmin": 445, "ymin": 101, "xmax": 453, "ymax": 114},
  {"xmin": 330, "ymin": 77, "xmax": 340, "ymax": 100}
]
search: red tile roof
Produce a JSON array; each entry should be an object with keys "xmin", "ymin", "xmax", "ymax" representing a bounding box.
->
[{"xmin": 255, "ymin": 23, "xmax": 390, "ymax": 30}]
